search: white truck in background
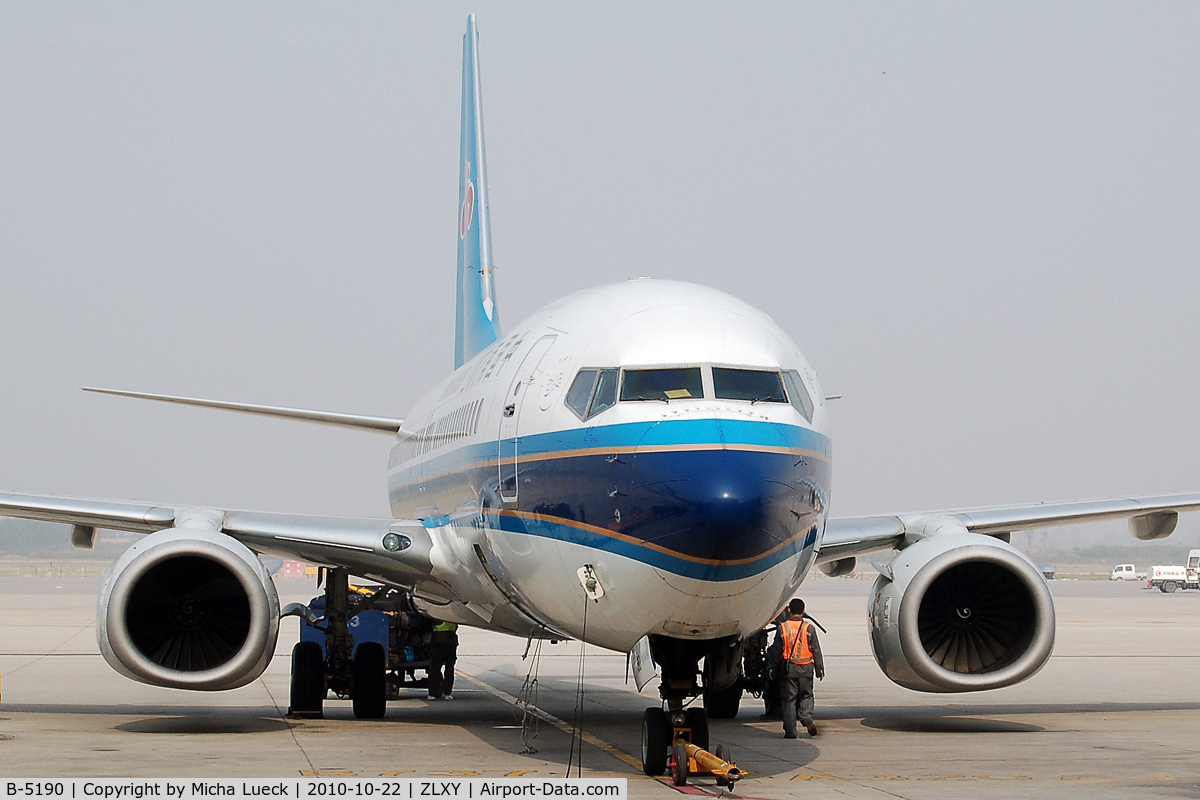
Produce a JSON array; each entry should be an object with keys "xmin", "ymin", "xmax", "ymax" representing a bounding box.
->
[
  {"xmin": 1146, "ymin": 550, "xmax": 1200, "ymax": 592},
  {"xmin": 1110, "ymin": 563, "xmax": 1144, "ymax": 581}
]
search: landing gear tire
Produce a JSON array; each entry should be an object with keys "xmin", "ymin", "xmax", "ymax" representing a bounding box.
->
[
  {"xmin": 641, "ymin": 707, "xmax": 669, "ymax": 776},
  {"xmin": 703, "ymin": 675, "xmax": 742, "ymax": 719},
  {"xmin": 671, "ymin": 741, "xmax": 690, "ymax": 787},
  {"xmin": 685, "ymin": 707, "xmax": 709, "ymax": 751},
  {"xmin": 352, "ymin": 642, "xmax": 387, "ymax": 719},
  {"xmin": 289, "ymin": 641, "xmax": 325, "ymax": 718},
  {"xmin": 714, "ymin": 744, "xmax": 732, "ymax": 786}
]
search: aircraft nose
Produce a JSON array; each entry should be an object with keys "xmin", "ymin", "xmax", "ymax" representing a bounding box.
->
[{"xmin": 620, "ymin": 421, "xmax": 814, "ymax": 579}]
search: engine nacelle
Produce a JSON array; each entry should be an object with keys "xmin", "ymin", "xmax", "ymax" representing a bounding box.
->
[
  {"xmin": 97, "ymin": 527, "xmax": 280, "ymax": 690},
  {"xmin": 869, "ymin": 532, "xmax": 1054, "ymax": 692}
]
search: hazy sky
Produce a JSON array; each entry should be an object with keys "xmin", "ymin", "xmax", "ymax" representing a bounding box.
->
[{"xmin": 3, "ymin": 3, "xmax": 1199, "ymax": 548}]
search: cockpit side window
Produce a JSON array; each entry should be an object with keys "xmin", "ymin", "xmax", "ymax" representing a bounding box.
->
[
  {"xmin": 782, "ymin": 370, "xmax": 815, "ymax": 422},
  {"xmin": 620, "ymin": 367, "xmax": 704, "ymax": 401},
  {"xmin": 588, "ymin": 369, "xmax": 619, "ymax": 417},
  {"xmin": 565, "ymin": 370, "xmax": 598, "ymax": 418},
  {"xmin": 712, "ymin": 368, "xmax": 787, "ymax": 403}
]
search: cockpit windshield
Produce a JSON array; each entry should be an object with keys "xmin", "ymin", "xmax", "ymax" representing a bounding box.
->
[
  {"xmin": 712, "ymin": 368, "xmax": 787, "ymax": 403},
  {"xmin": 565, "ymin": 370, "xmax": 598, "ymax": 416},
  {"xmin": 566, "ymin": 364, "xmax": 814, "ymax": 417},
  {"xmin": 620, "ymin": 367, "xmax": 704, "ymax": 401},
  {"xmin": 782, "ymin": 370, "xmax": 815, "ymax": 421},
  {"xmin": 565, "ymin": 368, "xmax": 620, "ymax": 419},
  {"xmin": 590, "ymin": 369, "xmax": 619, "ymax": 414}
]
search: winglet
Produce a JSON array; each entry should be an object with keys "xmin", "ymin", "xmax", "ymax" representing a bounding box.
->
[{"xmin": 455, "ymin": 14, "xmax": 501, "ymax": 368}]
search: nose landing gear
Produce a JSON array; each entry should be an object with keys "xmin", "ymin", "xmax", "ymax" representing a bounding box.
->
[
  {"xmin": 641, "ymin": 703, "xmax": 708, "ymax": 775},
  {"xmin": 641, "ymin": 703, "xmax": 744, "ymax": 786},
  {"xmin": 639, "ymin": 634, "xmax": 745, "ymax": 785}
]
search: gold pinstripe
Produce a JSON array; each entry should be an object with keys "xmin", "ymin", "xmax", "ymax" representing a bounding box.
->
[{"xmin": 492, "ymin": 508, "xmax": 815, "ymax": 567}]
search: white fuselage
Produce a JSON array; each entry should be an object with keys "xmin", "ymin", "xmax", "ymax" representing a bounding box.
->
[{"xmin": 387, "ymin": 279, "xmax": 832, "ymax": 652}]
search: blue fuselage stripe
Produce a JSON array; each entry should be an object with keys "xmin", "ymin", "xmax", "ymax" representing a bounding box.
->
[{"xmin": 390, "ymin": 418, "xmax": 832, "ymax": 582}]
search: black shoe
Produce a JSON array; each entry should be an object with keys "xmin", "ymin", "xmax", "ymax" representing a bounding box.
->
[
  {"xmin": 804, "ymin": 720, "xmax": 819, "ymax": 736},
  {"xmin": 784, "ymin": 732, "xmax": 798, "ymax": 739}
]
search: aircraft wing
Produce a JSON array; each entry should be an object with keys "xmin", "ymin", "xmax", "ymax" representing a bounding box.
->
[
  {"xmin": 0, "ymin": 491, "xmax": 435, "ymax": 587},
  {"xmin": 817, "ymin": 491, "xmax": 1200, "ymax": 565}
]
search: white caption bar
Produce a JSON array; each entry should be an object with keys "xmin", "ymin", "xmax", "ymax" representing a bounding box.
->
[{"xmin": 2, "ymin": 782, "xmax": 627, "ymax": 800}]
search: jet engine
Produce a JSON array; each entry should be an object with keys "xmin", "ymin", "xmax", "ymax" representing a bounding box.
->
[
  {"xmin": 869, "ymin": 531, "xmax": 1054, "ymax": 692},
  {"xmin": 97, "ymin": 527, "xmax": 280, "ymax": 690}
]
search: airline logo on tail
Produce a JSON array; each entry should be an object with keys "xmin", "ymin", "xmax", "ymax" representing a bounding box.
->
[
  {"xmin": 459, "ymin": 160, "xmax": 475, "ymax": 239},
  {"xmin": 455, "ymin": 15, "xmax": 500, "ymax": 367},
  {"xmin": 459, "ymin": 159, "xmax": 493, "ymax": 321}
]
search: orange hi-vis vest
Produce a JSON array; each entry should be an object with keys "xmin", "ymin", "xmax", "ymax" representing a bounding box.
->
[{"xmin": 781, "ymin": 618, "xmax": 814, "ymax": 665}]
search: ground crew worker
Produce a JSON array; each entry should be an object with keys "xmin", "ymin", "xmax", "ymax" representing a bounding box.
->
[
  {"xmin": 778, "ymin": 597, "xmax": 824, "ymax": 738},
  {"xmin": 427, "ymin": 620, "xmax": 459, "ymax": 700}
]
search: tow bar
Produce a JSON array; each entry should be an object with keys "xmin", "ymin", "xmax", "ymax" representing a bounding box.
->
[{"xmin": 669, "ymin": 740, "xmax": 745, "ymax": 788}]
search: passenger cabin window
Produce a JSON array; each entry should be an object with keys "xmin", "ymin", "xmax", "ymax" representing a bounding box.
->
[
  {"xmin": 565, "ymin": 370, "xmax": 598, "ymax": 417},
  {"xmin": 621, "ymin": 367, "xmax": 704, "ymax": 401},
  {"xmin": 712, "ymin": 368, "xmax": 787, "ymax": 403},
  {"xmin": 782, "ymin": 370, "xmax": 815, "ymax": 422}
]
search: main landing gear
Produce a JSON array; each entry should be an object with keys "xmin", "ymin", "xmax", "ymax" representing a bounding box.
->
[
  {"xmin": 288, "ymin": 569, "xmax": 422, "ymax": 720},
  {"xmin": 289, "ymin": 569, "xmax": 386, "ymax": 718}
]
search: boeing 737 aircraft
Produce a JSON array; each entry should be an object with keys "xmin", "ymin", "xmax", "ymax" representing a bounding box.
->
[{"xmin": 3, "ymin": 16, "xmax": 1199, "ymax": 777}]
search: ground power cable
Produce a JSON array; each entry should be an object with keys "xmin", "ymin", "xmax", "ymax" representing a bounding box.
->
[
  {"xmin": 516, "ymin": 638, "xmax": 543, "ymax": 754},
  {"xmin": 566, "ymin": 592, "xmax": 589, "ymax": 778}
]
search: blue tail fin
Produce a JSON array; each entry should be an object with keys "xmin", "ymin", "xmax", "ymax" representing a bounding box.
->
[{"xmin": 455, "ymin": 14, "xmax": 501, "ymax": 368}]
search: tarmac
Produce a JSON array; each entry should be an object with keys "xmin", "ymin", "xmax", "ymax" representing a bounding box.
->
[{"xmin": 1, "ymin": 575, "xmax": 1197, "ymax": 799}]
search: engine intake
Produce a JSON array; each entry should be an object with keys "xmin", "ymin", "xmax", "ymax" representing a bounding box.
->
[
  {"xmin": 98, "ymin": 528, "xmax": 279, "ymax": 690},
  {"xmin": 869, "ymin": 533, "xmax": 1054, "ymax": 692}
]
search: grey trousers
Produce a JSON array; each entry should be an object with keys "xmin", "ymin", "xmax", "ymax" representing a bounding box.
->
[{"xmin": 781, "ymin": 662, "xmax": 815, "ymax": 736}]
